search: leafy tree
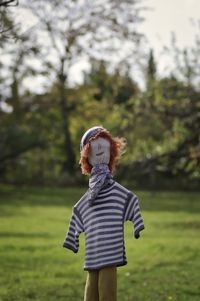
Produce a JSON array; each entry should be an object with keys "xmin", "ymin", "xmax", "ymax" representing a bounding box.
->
[
  {"xmin": 0, "ymin": 0, "xmax": 18, "ymax": 39},
  {"xmin": 157, "ymin": 76, "xmax": 200, "ymax": 179},
  {"xmin": 164, "ymin": 32, "xmax": 200, "ymax": 88},
  {"xmin": 0, "ymin": 0, "xmax": 18, "ymax": 6},
  {"xmin": 0, "ymin": 26, "xmax": 45, "ymax": 176},
  {"xmin": 18, "ymin": 0, "xmax": 145, "ymax": 174},
  {"xmin": 118, "ymin": 47, "xmax": 200, "ymax": 188},
  {"xmin": 155, "ymin": 32, "xmax": 200, "ymax": 182},
  {"xmin": 83, "ymin": 60, "xmax": 139, "ymax": 106}
]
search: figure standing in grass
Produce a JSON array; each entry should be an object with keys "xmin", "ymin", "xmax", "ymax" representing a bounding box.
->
[{"xmin": 63, "ymin": 126, "xmax": 145, "ymax": 301}]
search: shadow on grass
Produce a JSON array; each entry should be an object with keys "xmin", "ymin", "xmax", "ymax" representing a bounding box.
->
[
  {"xmin": 0, "ymin": 185, "xmax": 84, "ymax": 207},
  {"xmin": 0, "ymin": 185, "xmax": 200, "ymax": 213},
  {"xmin": 157, "ymin": 221, "xmax": 200, "ymax": 229},
  {"xmin": 0, "ymin": 231, "xmax": 52, "ymax": 238}
]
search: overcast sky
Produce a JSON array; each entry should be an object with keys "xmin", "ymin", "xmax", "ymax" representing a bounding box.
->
[
  {"xmin": 8, "ymin": 0, "xmax": 200, "ymax": 89},
  {"xmin": 141, "ymin": 0, "xmax": 199, "ymax": 51},
  {"xmin": 71, "ymin": 0, "xmax": 200, "ymax": 84},
  {"xmin": 1, "ymin": 0, "xmax": 199, "ymax": 112}
]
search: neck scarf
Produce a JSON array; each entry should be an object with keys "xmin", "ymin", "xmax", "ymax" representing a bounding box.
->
[{"xmin": 88, "ymin": 163, "xmax": 112, "ymax": 206}]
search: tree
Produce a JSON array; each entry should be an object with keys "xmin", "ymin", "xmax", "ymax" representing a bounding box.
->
[
  {"xmin": 19, "ymin": 0, "xmax": 145, "ymax": 174},
  {"xmin": 0, "ymin": 27, "xmax": 46, "ymax": 178},
  {"xmin": 155, "ymin": 32, "xmax": 200, "ymax": 181},
  {"xmin": 115, "ymin": 46, "xmax": 200, "ymax": 188},
  {"xmin": 164, "ymin": 32, "xmax": 200, "ymax": 89},
  {"xmin": 0, "ymin": 0, "xmax": 18, "ymax": 38},
  {"xmin": 0, "ymin": 0, "xmax": 18, "ymax": 6},
  {"xmin": 83, "ymin": 59, "xmax": 139, "ymax": 106},
  {"xmin": 157, "ymin": 76, "xmax": 200, "ymax": 178},
  {"xmin": 146, "ymin": 49, "xmax": 156, "ymax": 82}
]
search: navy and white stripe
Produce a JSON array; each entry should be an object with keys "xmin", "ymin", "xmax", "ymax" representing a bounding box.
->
[
  {"xmin": 80, "ymin": 126, "xmax": 104, "ymax": 151},
  {"xmin": 63, "ymin": 181, "xmax": 144, "ymax": 270}
]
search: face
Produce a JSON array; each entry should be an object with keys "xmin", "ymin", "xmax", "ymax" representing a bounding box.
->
[{"xmin": 88, "ymin": 137, "xmax": 111, "ymax": 166}]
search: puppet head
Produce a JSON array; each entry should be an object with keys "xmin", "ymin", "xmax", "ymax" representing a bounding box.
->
[{"xmin": 79, "ymin": 126, "xmax": 126, "ymax": 175}]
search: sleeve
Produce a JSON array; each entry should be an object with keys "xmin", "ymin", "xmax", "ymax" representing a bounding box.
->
[
  {"xmin": 63, "ymin": 207, "xmax": 84, "ymax": 253},
  {"xmin": 124, "ymin": 192, "xmax": 145, "ymax": 239}
]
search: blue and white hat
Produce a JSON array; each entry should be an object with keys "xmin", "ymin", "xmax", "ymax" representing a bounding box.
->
[{"xmin": 80, "ymin": 126, "xmax": 105, "ymax": 151}]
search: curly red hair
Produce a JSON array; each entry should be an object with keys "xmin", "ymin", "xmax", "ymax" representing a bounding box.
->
[{"xmin": 79, "ymin": 130, "xmax": 126, "ymax": 175}]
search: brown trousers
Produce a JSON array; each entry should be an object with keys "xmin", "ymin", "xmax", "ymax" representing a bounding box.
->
[{"xmin": 84, "ymin": 266, "xmax": 117, "ymax": 301}]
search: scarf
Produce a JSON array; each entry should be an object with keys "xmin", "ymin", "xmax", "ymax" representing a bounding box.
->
[{"xmin": 88, "ymin": 163, "xmax": 112, "ymax": 206}]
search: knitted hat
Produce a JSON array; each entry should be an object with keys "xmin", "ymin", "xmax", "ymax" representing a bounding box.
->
[{"xmin": 80, "ymin": 126, "xmax": 105, "ymax": 151}]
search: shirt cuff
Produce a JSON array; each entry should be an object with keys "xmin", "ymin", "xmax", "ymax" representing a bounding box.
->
[
  {"xmin": 63, "ymin": 242, "xmax": 78, "ymax": 253},
  {"xmin": 134, "ymin": 225, "xmax": 145, "ymax": 239}
]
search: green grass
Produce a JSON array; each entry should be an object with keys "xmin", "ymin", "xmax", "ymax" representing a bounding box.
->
[{"xmin": 0, "ymin": 185, "xmax": 200, "ymax": 301}]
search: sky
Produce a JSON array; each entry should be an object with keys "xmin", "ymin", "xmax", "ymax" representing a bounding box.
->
[
  {"xmin": 2, "ymin": 0, "xmax": 200, "ymax": 97},
  {"xmin": 142, "ymin": 0, "xmax": 199, "ymax": 48},
  {"xmin": 70, "ymin": 0, "xmax": 200, "ymax": 85},
  {"xmin": 140, "ymin": 0, "xmax": 199, "ymax": 63},
  {"xmin": 1, "ymin": 0, "xmax": 199, "ymax": 112}
]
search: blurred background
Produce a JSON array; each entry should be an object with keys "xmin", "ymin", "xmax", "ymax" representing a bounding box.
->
[
  {"xmin": 0, "ymin": 2, "xmax": 200, "ymax": 301},
  {"xmin": 0, "ymin": 0, "xmax": 200, "ymax": 189}
]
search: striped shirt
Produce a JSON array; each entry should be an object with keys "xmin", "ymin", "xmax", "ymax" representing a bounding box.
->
[{"xmin": 63, "ymin": 180, "xmax": 144, "ymax": 271}]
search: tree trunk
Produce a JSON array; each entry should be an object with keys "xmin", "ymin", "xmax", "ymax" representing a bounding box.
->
[{"xmin": 58, "ymin": 61, "xmax": 76, "ymax": 174}]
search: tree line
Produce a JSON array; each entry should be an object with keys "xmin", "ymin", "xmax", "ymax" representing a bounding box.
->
[{"xmin": 0, "ymin": 0, "xmax": 199, "ymax": 189}]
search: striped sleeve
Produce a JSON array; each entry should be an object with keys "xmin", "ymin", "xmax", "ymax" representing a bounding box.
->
[
  {"xmin": 124, "ymin": 192, "xmax": 145, "ymax": 239},
  {"xmin": 63, "ymin": 207, "xmax": 84, "ymax": 253}
]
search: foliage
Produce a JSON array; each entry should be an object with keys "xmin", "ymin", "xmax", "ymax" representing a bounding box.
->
[
  {"xmin": 0, "ymin": 1, "xmax": 200, "ymax": 187},
  {"xmin": 14, "ymin": 0, "xmax": 145, "ymax": 173},
  {"xmin": 1, "ymin": 52, "xmax": 200, "ymax": 187}
]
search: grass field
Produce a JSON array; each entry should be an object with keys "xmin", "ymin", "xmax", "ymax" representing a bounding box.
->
[{"xmin": 0, "ymin": 185, "xmax": 200, "ymax": 301}]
